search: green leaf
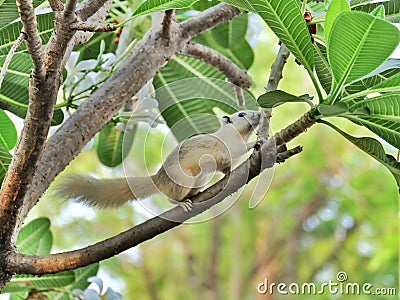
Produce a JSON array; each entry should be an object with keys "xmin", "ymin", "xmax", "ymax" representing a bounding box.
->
[
  {"xmin": 324, "ymin": 0, "xmax": 350, "ymax": 43},
  {"xmin": 132, "ymin": 0, "xmax": 200, "ymax": 17},
  {"xmin": 54, "ymin": 263, "xmax": 99, "ymax": 300},
  {"xmin": 316, "ymin": 102, "xmax": 349, "ymax": 117},
  {"xmin": 223, "ymin": 0, "xmax": 314, "ymax": 73},
  {"xmin": 193, "ymin": 14, "xmax": 254, "ymax": 69},
  {"xmin": 154, "ymin": 69, "xmax": 257, "ymax": 141},
  {"xmin": 369, "ymin": 4, "xmax": 386, "ymax": 19},
  {"xmin": 0, "ymin": 109, "xmax": 17, "ymax": 149},
  {"xmin": 0, "ymin": 52, "xmax": 65, "ymax": 125},
  {"xmin": 257, "ymin": 90, "xmax": 314, "ymax": 108},
  {"xmin": 353, "ymin": 0, "xmax": 400, "ymax": 23},
  {"xmin": 369, "ymin": 72, "xmax": 400, "ymax": 92},
  {"xmin": 0, "ymin": 12, "xmax": 54, "ymax": 55},
  {"xmin": 16, "ymin": 217, "xmax": 52, "ymax": 255},
  {"xmin": 9, "ymin": 293, "xmax": 29, "ymax": 300},
  {"xmin": 97, "ymin": 123, "xmax": 136, "ymax": 167},
  {"xmin": 345, "ymin": 115, "xmax": 400, "ymax": 149},
  {"xmin": 321, "ymin": 120, "xmax": 400, "ymax": 188},
  {"xmin": 3, "ymin": 271, "xmax": 75, "ymax": 293},
  {"xmin": 327, "ymin": 11, "xmax": 400, "ymax": 101},
  {"xmin": 0, "ymin": 143, "xmax": 12, "ymax": 183},
  {"xmin": 349, "ymin": 93, "xmax": 400, "ymax": 117},
  {"xmin": 314, "ymin": 42, "xmax": 333, "ymax": 94},
  {"xmin": 345, "ymin": 60, "xmax": 400, "ymax": 95},
  {"xmin": 0, "ymin": 0, "xmax": 45, "ymax": 29}
]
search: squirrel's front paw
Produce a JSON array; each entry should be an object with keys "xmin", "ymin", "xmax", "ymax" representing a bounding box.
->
[{"xmin": 168, "ymin": 198, "xmax": 193, "ymax": 212}]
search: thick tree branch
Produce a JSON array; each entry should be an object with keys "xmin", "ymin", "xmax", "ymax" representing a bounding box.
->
[
  {"xmin": 181, "ymin": 41, "xmax": 251, "ymax": 89},
  {"xmin": 14, "ymin": 0, "xmax": 113, "ymax": 243},
  {"xmin": 1, "ymin": 0, "xmax": 112, "ymax": 269}
]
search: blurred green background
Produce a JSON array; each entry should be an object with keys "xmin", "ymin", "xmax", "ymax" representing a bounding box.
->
[{"xmin": 27, "ymin": 18, "xmax": 398, "ymax": 300}]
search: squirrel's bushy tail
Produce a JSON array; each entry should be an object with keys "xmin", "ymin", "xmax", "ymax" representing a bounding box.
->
[{"xmin": 54, "ymin": 174, "xmax": 158, "ymax": 208}]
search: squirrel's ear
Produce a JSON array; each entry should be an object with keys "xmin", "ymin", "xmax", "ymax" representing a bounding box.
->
[{"xmin": 222, "ymin": 116, "xmax": 232, "ymax": 124}]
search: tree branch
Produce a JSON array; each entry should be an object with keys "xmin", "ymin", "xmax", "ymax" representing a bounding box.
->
[
  {"xmin": 181, "ymin": 41, "xmax": 251, "ymax": 89},
  {"xmin": 180, "ymin": 3, "xmax": 240, "ymax": 40},
  {"xmin": 161, "ymin": 10, "xmax": 174, "ymax": 43},
  {"xmin": 258, "ymin": 44, "xmax": 290, "ymax": 140},
  {"xmin": 48, "ymin": 0, "xmax": 64, "ymax": 11},
  {"xmin": 77, "ymin": 0, "xmax": 112, "ymax": 22},
  {"xmin": 70, "ymin": 21, "xmax": 115, "ymax": 32}
]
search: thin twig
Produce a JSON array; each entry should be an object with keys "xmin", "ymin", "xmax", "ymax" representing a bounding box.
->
[
  {"xmin": 182, "ymin": 41, "xmax": 251, "ymax": 89},
  {"xmin": 258, "ymin": 44, "xmax": 290, "ymax": 140},
  {"xmin": 276, "ymin": 146, "xmax": 303, "ymax": 163},
  {"xmin": 70, "ymin": 21, "xmax": 114, "ymax": 32},
  {"xmin": 0, "ymin": 32, "xmax": 26, "ymax": 90},
  {"xmin": 161, "ymin": 10, "xmax": 174, "ymax": 43}
]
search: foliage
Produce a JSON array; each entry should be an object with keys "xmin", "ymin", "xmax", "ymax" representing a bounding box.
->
[{"xmin": 0, "ymin": 0, "xmax": 399, "ymax": 298}]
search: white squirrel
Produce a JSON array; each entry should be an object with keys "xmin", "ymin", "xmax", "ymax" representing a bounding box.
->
[{"xmin": 55, "ymin": 110, "xmax": 261, "ymax": 211}]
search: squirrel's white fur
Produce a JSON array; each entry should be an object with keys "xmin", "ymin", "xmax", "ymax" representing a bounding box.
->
[{"xmin": 55, "ymin": 110, "xmax": 261, "ymax": 209}]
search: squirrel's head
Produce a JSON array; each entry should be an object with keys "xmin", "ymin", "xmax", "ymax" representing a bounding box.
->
[{"xmin": 221, "ymin": 110, "xmax": 260, "ymax": 139}]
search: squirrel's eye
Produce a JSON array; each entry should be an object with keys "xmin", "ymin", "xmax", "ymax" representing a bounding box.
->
[{"xmin": 238, "ymin": 112, "xmax": 246, "ymax": 117}]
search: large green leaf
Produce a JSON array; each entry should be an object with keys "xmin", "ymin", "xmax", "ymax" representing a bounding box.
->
[
  {"xmin": 327, "ymin": 11, "xmax": 400, "ymax": 101},
  {"xmin": 345, "ymin": 62, "xmax": 400, "ymax": 95},
  {"xmin": 369, "ymin": 72, "xmax": 400, "ymax": 93},
  {"xmin": 97, "ymin": 122, "xmax": 136, "ymax": 167},
  {"xmin": 154, "ymin": 57, "xmax": 257, "ymax": 141},
  {"xmin": 16, "ymin": 217, "xmax": 52, "ymax": 255},
  {"xmin": 321, "ymin": 120, "xmax": 400, "ymax": 188},
  {"xmin": 353, "ymin": 0, "xmax": 400, "ymax": 23},
  {"xmin": 132, "ymin": 0, "xmax": 200, "ymax": 17},
  {"xmin": 0, "ymin": 12, "xmax": 54, "ymax": 55},
  {"xmin": 193, "ymin": 14, "xmax": 254, "ymax": 69},
  {"xmin": 3, "ymin": 272, "xmax": 75, "ymax": 293},
  {"xmin": 223, "ymin": 0, "xmax": 314, "ymax": 73},
  {"xmin": 0, "ymin": 143, "xmax": 11, "ymax": 183},
  {"xmin": 349, "ymin": 93, "xmax": 400, "ymax": 117},
  {"xmin": 0, "ymin": 0, "xmax": 45, "ymax": 30},
  {"xmin": 324, "ymin": 0, "xmax": 350, "ymax": 43},
  {"xmin": 345, "ymin": 115, "xmax": 400, "ymax": 149},
  {"xmin": 0, "ymin": 109, "xmax": 17, "ymax": 150},
  {"xmin": 314, "ymin": 42, "xmax": 333, "ymax": 94}
]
